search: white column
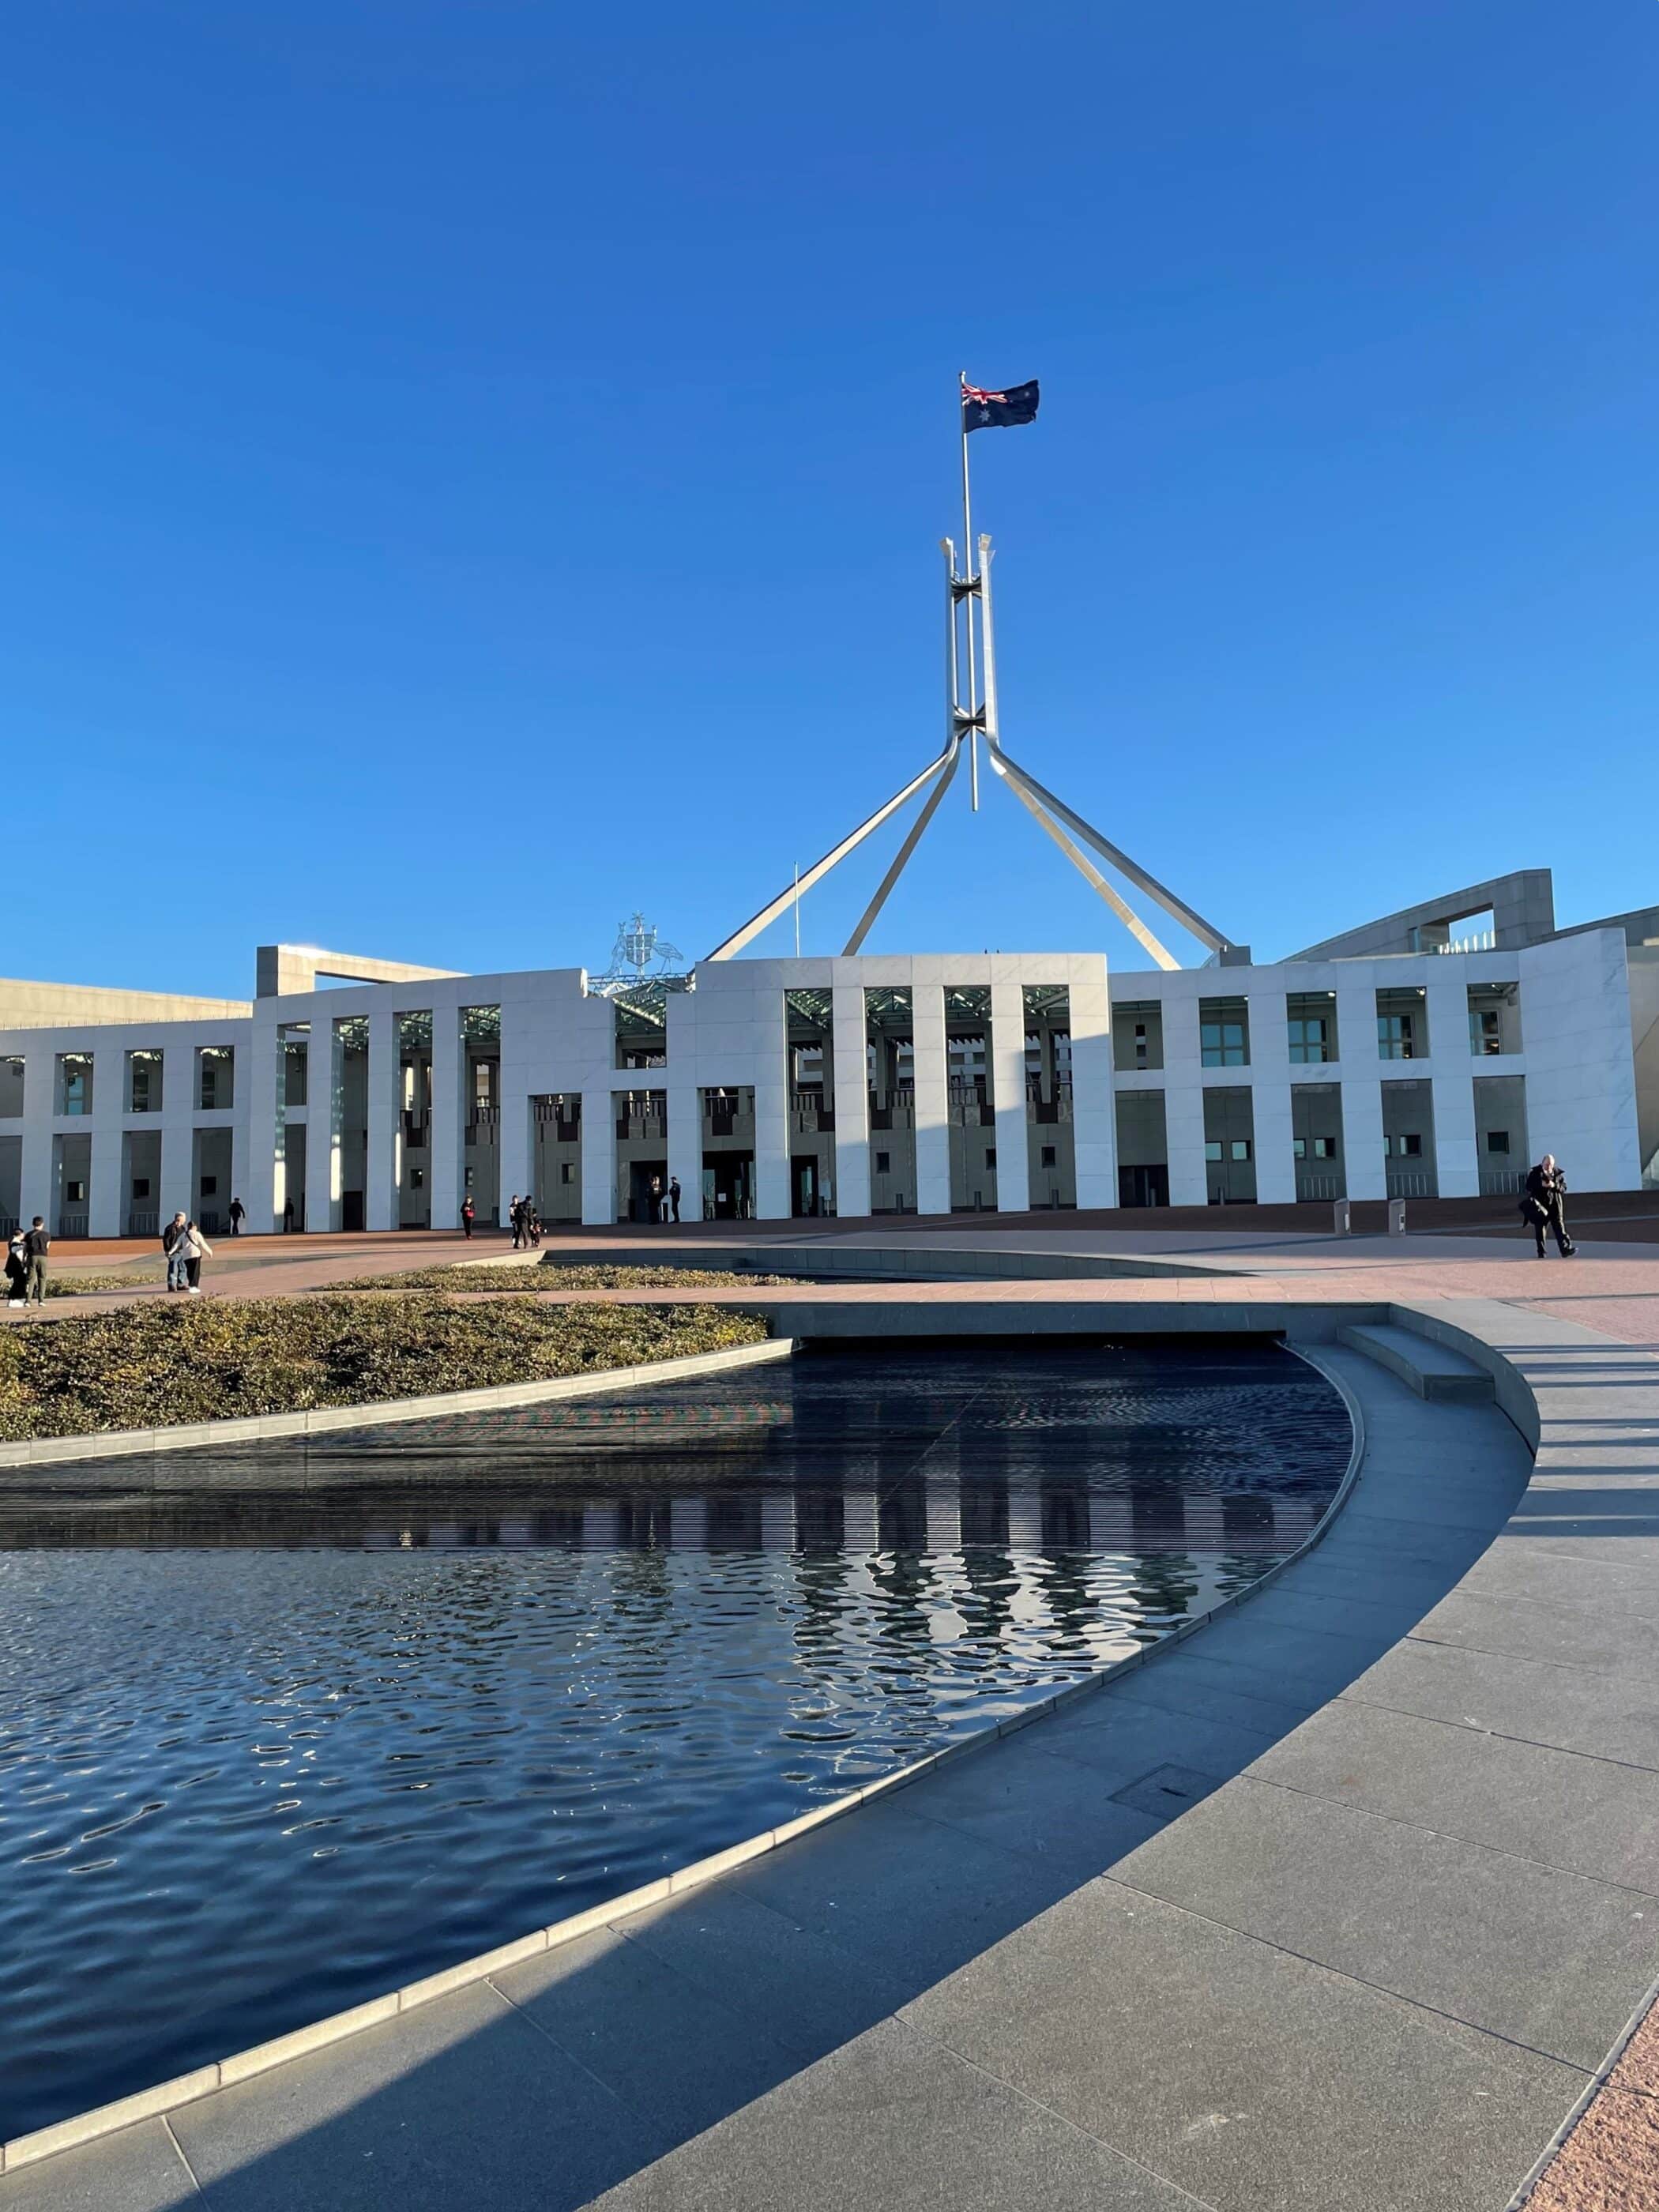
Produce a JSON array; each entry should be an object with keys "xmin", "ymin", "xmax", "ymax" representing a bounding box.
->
[
  {"xmin": 1425, "ymin": 971, "xmax": 1478, "ymax": 1196},
  {"xmin": 429, "ymin": 1004, "xmax": 464, "ymax": 1232},
  {"xmin": 243, "ymin": 1017, "xmax": 282, "ymax": 1234},
  {"xmin": 495, "ymin": 1006, "xmax": 532, "ymax": 1224},
  {"xmin": 1069, "ymin": 962, "xmax": 1115, "ymax": 1210},
  {"xmin": 1334, "ymin": 980, "xmax": 1386, "ymax": 1199},
  {"xmin": 581, "ymin": 1090, "xmax": 616, "ymax": 1224},
  {"xmin": 1162, "ymin": 995, "xmax": 1207, "ymax": 1206},
  {"xmin": 89, "ymin": 1110, "xmax": 122, "ymax": 1239},
  {"xmin": 989, "ymin": 978, "xmax": 1030, "ymax": 1214},
  {"xmin": 752, "ymin": 986, "xmax": 791, "ymax": 1221},
  {"xmin": 912, "ymin": 984, "xmax": 950, "ymax": 1216},
  {"xmin": 306, "ymin": 1020, "xmax": 340, "ymax": 1233},
  {"xmin": 831, "ymin": 980, "xmax": 870, "ymax": 1219},
  {"xmin": 1245, "ymin": 984, "xmax": 1296, "ymax": 1204},
  {"xmin": 18, "ymin": 1048, "xmax": 53, "ymax": 1233},
  {"xmin": 160, "ymin": 1115, "xmax": 194, "ymax": 1225},
  {"xmin": 668, "ymin": 1083, "xmax": 702, "ymax": 1218},
  {"xmin": 365, "ymin": 1009, "xmax": 398, "ymax": 1232}
]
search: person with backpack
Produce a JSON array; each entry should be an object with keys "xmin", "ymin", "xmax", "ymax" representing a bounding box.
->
[
  {"xmin": 5, "ymin": 1226, "xmax": 28, "ymax": 1307},
  {"xmin": 1522, "ymin": 1154, "xmax": 1575, "ymax": 1258},
  {"xmin": 21, "ymin": 1217, "xmax": 50, "ymax": 1305},
  {"xmin": 163, "ymin": 1211, "xmax": 190, "ymax": 1291}
]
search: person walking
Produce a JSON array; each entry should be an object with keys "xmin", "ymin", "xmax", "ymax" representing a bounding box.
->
[
  {"xmin": 461, "ymin": 1196, "xmax": 475, "ymax": 1240},
  {"xmin": 507, "ymin": 1194, "xmax": 522, "ymax": 1249},
  {"xmin": 645, "ymin": 1174, "xmax": 663, "ymax": 1225},
  {"xmin": 282, "ymin": 1196, "xmax": 295, "ymax": 1233},
  {"xmin": 228, "ymin": 1197, "xmax": 246, "ymax": 1237},
  {"xmin": 5, "ymin": 1227, "xmax": 28, "ymax": 1307},
  {"xmin": 1523, "ymin": 1153, "xmax": 1575, "ymax": 1258},
  {"xmin": 177, "ymin": 1217, "xmax": 213, "ymax": 1293},
  {"xmin": 525, "ymin": 1200, "xmax": 542, "ymax": 1248},
  {"xmin": 668, "ymin": 1176, "xmax": 682, "ymax": 1224},
  {"xmin": 163, "ymin": 1211, "xmax": 190, "ymax": 1291},
  {"xmin": 21, "ymin": 1217, "xmax": 50, "ymax": 1305}
]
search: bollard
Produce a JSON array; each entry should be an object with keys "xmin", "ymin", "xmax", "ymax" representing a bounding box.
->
[
  {"xmin": 1388, "ymin": 1198, "xmax": 1407, "ymax": 1236},
  {"xmin": 1332, "ymin": 1199, "xmax": 1352, "ymax": 1236}
]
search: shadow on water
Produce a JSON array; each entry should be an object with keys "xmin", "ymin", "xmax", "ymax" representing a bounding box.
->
[{"xmin": 0, "ymin": 1340, "xmax": 1355, "ymax": 2155}]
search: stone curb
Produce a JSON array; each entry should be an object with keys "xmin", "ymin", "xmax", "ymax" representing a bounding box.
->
[
  {"xmin": 0, "ymin": 1335, "xmax": 793, "ymax": 1473},
  {"xmin": 0, "ymin": 1326, "xmax": 1370, "ymax": 2177}
]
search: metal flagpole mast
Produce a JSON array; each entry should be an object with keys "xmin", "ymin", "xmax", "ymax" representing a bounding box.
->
[{"xmin": 959, "ymin": 371, "xmax": 980, "ymax": 811}]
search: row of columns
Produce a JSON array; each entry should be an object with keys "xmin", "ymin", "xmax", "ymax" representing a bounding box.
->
[{"xmin": 241, "ymin": 982, "xmax": 1509, "ymax": 1234}]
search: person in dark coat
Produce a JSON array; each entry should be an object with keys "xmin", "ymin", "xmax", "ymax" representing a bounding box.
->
[
  {"xmin": 228, "ymin": 1198, "xmax": 246, "ymax": 1236},
  {"xmin": 21, "ymin": 1217, "xmax": 50, "ymax": 1304},
  {"xmin": 668, "ymin": 1176, "xmax": 682, "ymax": 1224},
  {"xmin": 1523, "ymin": 1154, "xmax": 1574, "ymax": 1258},
  {"xmin": 461, "ymin": 1196, "xmax": 475, "ymax": 1240}
]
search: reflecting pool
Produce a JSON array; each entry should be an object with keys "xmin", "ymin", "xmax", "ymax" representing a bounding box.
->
[{"xmin": 0, "ymin": 1338, "xmax": 1349, "ymax": 2138}]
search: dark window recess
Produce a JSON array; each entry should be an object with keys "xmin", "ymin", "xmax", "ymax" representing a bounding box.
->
[
  {"xmin": 1040, "ymin": 1145, "xmax": 1056, "ymax": 1168},
  {"xmin": 875, "ymin": 1150, "xmax": 891, "ymax": 1174},
  {"xmin": 1399, "ymin": 1134, "xmax": 1423, "ymax": 1157},
  {"xmin": 132, "ymin": 1177, "xmax": 151, "ymax": 1198},
  {"xmin": 1485, "ymin": 1130, "xmax": 1510, "ymax": 1154},
  {"xmin": 200, "ymin": 1175, "xmax": 218, "ymax": 1195},
  {"xmin": 560, "ymin": 1163, "xmax": 574, "ymax": 1183},
  {"xmin": 985, "ymin": 1146, "xmax": 996, "ymax": 1168},
  {"xmin": 66, "ymin": 1179, "xmax": 86, "ymax": 1202}
]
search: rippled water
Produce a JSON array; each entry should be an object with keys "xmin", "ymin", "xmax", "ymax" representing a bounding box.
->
[{"xmin": 0, "ymin": 1339, "xmax": 1349, "ymax": 2138}]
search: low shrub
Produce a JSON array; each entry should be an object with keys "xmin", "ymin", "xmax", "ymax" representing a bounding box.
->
[
  {"xmin": 333, "ymin": 1261, "xmax": 810, "ymax": 1292},
  {"xmin": 43, "ymin": 1268, "xmax": 164, "ymax": 1298},
  {"xmin": 0, "ymin": 1296, "xmax": 770, "ymax": 1442}
]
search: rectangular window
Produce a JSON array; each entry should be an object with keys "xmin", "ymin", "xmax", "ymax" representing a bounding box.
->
[
  {"xmin": 984, "ymin": 1146, "xmax": 996, "ymax": 1168},
  {"xmin": 1485, "ymin": 1129, "xmax": 1510, "ymax": 1154},
  {"xmin": 561, "ymin": 1162, "xmax": 574, "ymax": 1183},
  {"xmin": 1399, "ymin": 1133, "xmax": 1423, "ymax": 1157},
  {"xmin": 66, "ymin": 1178, "xmax": 86, "ymax": 1203},
  {"xmin": 200, "ymin": 1174, "xmax": 218, "ymax": 1194},
  {"xmin": 132, "ymin": 1176, "xmax": 151, "ymax": 1198},
  {"xmin": 1199, "ymin": 998, "xmax": 1249, "ymax": 1066},
  {"xmin": 408, "ymin": 1166, "xmax": 425, "ymax": 1189},
  {"xmin": 1378, "ymin": 1014, "xmax": 1415, "ymax": 1059},
  {"xmin": 1377, "ymin": 988, "xmax": 1428, "ymax": 1061},
  {"xmin": 1287, "ymin": 992, "xmax": 1337, "ymax": 1064},
  {"xmin": 197, "ymin": 1047, "xmax": 235, "ymax": 1111},
  {"xmin": 1040, "ymin": 1144, "xmax": 1056, "ymax": 1168},
  {"xmin": 58, "ymin": 1055, "xmax": 93, "ymax": 1115},
  {"xmin": 1314, "ymin": 1135, "xmax": 1337, "ymax": 1160},
  {"xmin": 1470, "ymin": 1008, "xmax": 1503, "ymax": 1055},
  {"xmin": 1292, "ymin": 1138, "xmax": 1306, "ymax": 1160},
  {"xmin": 1230, "ymin": 1138, "xmax": 1251, "ymax": 1161},
  {"xmin": 875, "ymin": 1150, "xmax": 890, "ymax": 1174},
  {"xmin": 1204, "ymin": 1140, "xmax": 1223, "ymax": 1162}
]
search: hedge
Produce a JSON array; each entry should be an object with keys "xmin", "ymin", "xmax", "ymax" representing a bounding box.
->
[
  {"xmin": 0, "ymin": 1296, "xmax": 770, "ymax": 1442},
  {"xmin": 333, "ymin": 1262, "xmax": 809, "ymax": 1292}
]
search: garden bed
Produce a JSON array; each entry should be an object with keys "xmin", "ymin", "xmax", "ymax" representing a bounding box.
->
[
  {"xmin": 0, "ymin": 1296, "xmax": 770, "ymax": 1442},
  {"xmin": 333, "ymin": 1260, "xmax": 811, "ymax": 1292}
]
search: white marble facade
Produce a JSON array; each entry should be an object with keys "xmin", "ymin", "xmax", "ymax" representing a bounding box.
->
[{"xmin": 0, "ymin": 930, "xmax": 1645, "ymax": 1234}]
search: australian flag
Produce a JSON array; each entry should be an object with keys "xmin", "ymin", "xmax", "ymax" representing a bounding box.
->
[{"xmin": 961, "ymin": 376, "xmax": 1040, "ymax": 433}]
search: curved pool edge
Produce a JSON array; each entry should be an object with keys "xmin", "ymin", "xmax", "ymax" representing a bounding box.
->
[
  {"xmin": 0, "ymin": 1331, "xmax": 1366, "ymax": 2177},
  {"xmin": 0, "ymin": 1333, "xmax": 796, "ymax": 1473}
]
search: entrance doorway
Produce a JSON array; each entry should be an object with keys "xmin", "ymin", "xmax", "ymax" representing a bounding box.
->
[
  {"xmin": 703, "ymin": 1153, "xmax": 754, "ymax": 1221},
  {"xmin": 627, "ymin": 1160, "xmax": 668, "ymax": 1222},
  {"xmin": 1118, "ymin": 1164, "xmax": 1169, "ymax": 1209},
  {"xmin": 340, "ymin": 1191, "xmax": 365, "ymax": 1232},
  {"xmin": 791, "ymin": 1156, "xmax": 822, "ymax": 1217}
]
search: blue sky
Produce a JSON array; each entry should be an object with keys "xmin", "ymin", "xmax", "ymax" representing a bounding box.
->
[{"xmin": 5, "ymin": 3, "xmax": 1657, "ymax": 998}]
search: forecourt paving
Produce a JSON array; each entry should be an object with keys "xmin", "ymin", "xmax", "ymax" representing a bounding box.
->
[{"xmin": 3, "ymin": 1260, "xmax": 1658, "ymax": 2205}]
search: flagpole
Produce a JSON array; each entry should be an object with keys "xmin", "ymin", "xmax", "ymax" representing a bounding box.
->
[{"xmin": 959, "ymin": 371, "xmax": 980, "ymax": 811}]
